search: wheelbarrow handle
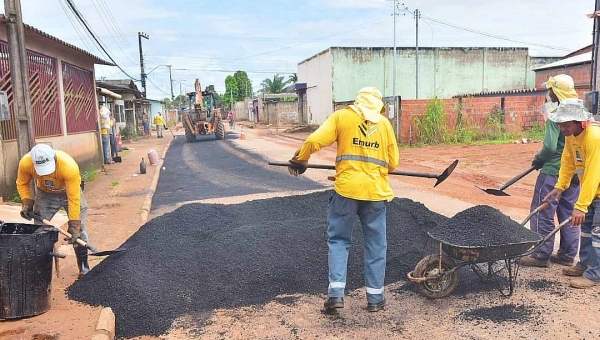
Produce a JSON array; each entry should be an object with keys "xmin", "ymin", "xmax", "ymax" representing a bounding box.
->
[
  {"xmin": 520, "ymin": 202, "xmax": 550, "ymax": 226},
  {"xmin": 522, "ymin": 217, "xmax": 571, "ymax": 258}
]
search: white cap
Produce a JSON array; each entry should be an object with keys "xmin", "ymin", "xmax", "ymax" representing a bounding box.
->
[
  {"xmin": 548, "ymin": 98, "xmax": 592, "ymax": 123},
  {"xmin": 31, "ymin": 144, "xmax": 56, "ymax": 175}
]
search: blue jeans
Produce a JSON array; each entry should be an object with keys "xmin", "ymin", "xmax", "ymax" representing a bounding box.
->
[
  {"xmin": 326, "ymin": 192, "xmax": 387, "ymax": 303},
  {"xmin": 109, "ymin": 133, "xmax": 117, "ymax": 158},
  {"xmin": 530, "ymin": 174, "xmax": 580, "ymax": 260},
  {"xmin": 101, "ymin": 134, "xmax": 110, "ymax": 164},
  {"xmin": 577, "ymin": 198, "xmax": 600, "ymax": 281}
]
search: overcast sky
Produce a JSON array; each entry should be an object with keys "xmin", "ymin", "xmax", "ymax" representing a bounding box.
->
[{"xmin": 13, "ymin": 0, "xmax": 596, "ymax": 100}]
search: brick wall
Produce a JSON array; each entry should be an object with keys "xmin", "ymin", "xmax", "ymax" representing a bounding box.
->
[{"xmin": 398, "ymin": 95, "xmax": 545, "ymax": 144}]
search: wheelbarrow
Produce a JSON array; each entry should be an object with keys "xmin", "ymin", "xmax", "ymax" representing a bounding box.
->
[{"xmin": 407, "ymin": 203, "xmax": 571, "ymax": 298}]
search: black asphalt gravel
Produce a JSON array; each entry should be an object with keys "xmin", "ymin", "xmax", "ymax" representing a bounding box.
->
[
  {"xmin": 429, "ymin": 205, "xmax": 542, "ymax": 247},
  {"xmin": 459, "ymin": 304, "xmax": 539, "ymax": 324},
  {"xmin": 67, "ymin": 190, "xmax": 446, "ymax": 338},
  {"xmin": 151, "ymin": 136, "xmax": 323, "ymax": 210}
]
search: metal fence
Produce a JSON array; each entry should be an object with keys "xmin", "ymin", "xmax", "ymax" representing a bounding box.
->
[
  {"xmin": 0, "ymin": 41, "xmax": 62, "ymax": 141},
  {"xmin": 63, "ymin": 62, "xmax": 97, "ymax": 133}
]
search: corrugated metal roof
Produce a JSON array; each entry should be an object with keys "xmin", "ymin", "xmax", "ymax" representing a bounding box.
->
[
  {"xmin": 453, "ymin": 88, "xmax": 546, "ymax": 98},
  {"xmin": 0, "ymin": 15, "xmax": 114, "ymax": 66},
  {"xmin": 533, "ymin": 51, "xmax": 591, "ymax": 71}
]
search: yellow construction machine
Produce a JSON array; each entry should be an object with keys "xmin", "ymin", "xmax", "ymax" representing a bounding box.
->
[{"xmin": 182, "ymin": 78, "xmax": 225, "ymax": 142}]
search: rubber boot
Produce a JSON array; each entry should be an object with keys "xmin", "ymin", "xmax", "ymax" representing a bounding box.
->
[{"xmin": 74, "ymin": 245, "xmax": 90, "ymax": 278}]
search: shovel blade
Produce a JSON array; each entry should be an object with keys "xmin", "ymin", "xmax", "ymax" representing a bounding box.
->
[
  {"xmin": 433, "ymin": 159, "xmax": 459, "ymax": 187},
  {"xmin": 475, "ymin": 185, "xmax": 510, "ymax": 197}
]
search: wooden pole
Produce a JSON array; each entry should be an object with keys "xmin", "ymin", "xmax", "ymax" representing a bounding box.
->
[{"xmin": 5, "ymin": 0, "xmax": 34, "ymax": 159}]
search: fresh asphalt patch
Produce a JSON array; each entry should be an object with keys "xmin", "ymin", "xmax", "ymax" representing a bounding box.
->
[
  {"xmin": 72, "ymin": 184, "xmax": 545, "ymax": 337},
  {"xmin": 68, "ymin": 190, "xmax": 448, "ymax": 338},
  {"xmin": 151, "ymin": 136, "xmax": 323, "ymax": 210}
]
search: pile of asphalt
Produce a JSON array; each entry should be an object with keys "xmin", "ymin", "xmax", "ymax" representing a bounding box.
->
[
  {"xmin": 428, "ymin": 205, "xmax": 542, "ymax": 247},
  {"xmin": 459, "ymin": 303, "xmax": 539, "ymax": 324},
  {"xmin": 67, "ymin": 190, "xmax": 446, "ymax": 338}
]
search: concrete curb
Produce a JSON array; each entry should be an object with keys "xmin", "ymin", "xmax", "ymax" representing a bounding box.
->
[
  {"xmin": 91, "ymin": 138, "xmax": 173, "ymax": 340},
  {"xmin": 140, "ymin": 137, "xmax": 173, "ymax": 223},
  {"xmin": 91, "ymin": 307, "xmax": 115, "ymax": 340}
]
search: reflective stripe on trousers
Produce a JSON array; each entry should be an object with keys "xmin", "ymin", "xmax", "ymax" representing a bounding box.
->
[{"xmin": 579, "ymin": 199, "xmax": 600, "ymax": 281}]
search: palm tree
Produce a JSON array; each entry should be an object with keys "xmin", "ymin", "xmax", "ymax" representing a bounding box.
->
[
  {"xmin": 260, "ymin": 74, "xmax": 291, "ymax": 94},
  {"xmin": 288, "ymin": 73, "xmax": 298, "ymax": 84}
]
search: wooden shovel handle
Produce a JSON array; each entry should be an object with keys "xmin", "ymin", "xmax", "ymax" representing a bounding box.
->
[{"xmin": 41, "ymin": 218, "xmax": 89, "ymax": 249}]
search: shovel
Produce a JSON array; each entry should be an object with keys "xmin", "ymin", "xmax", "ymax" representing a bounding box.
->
[
  {"xmin": 31, "ymin": 214, "xmax": 125, "ymax": 256},
  {"xmin": 476, "ymin": 165, "xmax": 536, "ymax": 196},
  {"xmin": 269, "ymin": 159, "xmax": 459, "ymax": 188}
]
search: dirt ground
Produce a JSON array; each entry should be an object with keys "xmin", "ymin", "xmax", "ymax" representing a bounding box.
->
[{"xmin": 2, "ymin": 123, "xmax": 597, "ymax": 340}]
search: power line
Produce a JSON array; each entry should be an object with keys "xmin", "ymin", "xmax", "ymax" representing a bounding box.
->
[
  {"xmin": 401, "ymin": 6, "xmax": 573, "ymax": 52},
  {"xmin": 234, "ymin": 16, "xmax": 393, "ymax": 61},
  {"xmin": 58, "ymin": 0, "xmax": 98, "ymax": 56},
  {"xmin": 64, "ymin": 0, "xmax": 138, "ymax": 80},
  {"xmin": 146, "ymin": 77, "xmax": 170, "ymax": 97},
  {"xmin": 88, "ymin": 0, "xmax": 138, "ymax": 67}
]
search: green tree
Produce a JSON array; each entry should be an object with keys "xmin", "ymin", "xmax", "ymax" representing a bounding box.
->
[
  {"xmin": 233, "ymin": 71, "xmax": 253, "ymax": 99},
  {"xmin": 223, "ymin": 75, "xmax": 239, "ymax": 109},
  {"xmin": 260, "ymin": 74, "xmax": 291, "ymax": 94},
  {"xmin": 288, "ymin": 73, "xmax": 298, "ymax": 84}
]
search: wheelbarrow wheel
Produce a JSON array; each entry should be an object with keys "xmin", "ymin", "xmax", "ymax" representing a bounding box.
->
[{"xmin": 413, "ymin": 254, "xmax": 459, "ymax": 299}]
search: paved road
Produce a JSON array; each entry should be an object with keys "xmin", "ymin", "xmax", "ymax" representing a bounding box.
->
[{"xmin": 151, "ymin": 133, "xmax": 324, "ymax": 211}]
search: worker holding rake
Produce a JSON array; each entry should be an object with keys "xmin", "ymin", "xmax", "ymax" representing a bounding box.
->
[
  {"xmin": 288, "ymin": 87, "xmax": 399, "ymax": 312},
  {"xmin": 544, "ymin": 98, "xmax": 600, "ymax": 289}
]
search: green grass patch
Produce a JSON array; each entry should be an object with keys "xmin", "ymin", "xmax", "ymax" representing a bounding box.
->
[
  {"xmin": 10, "ymin": 189, "xmax": 21, "ymax": 203},
  {"xmin": 81, "ymin": 165, "xmax": 98, "ymax": 183},
  {"xmin": 111, "ymin": 181, "xmax": 119, "ymax": 187}
]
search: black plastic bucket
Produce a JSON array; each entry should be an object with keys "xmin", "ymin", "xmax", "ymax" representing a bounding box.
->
[{"xmin": 0, "ymin": 221, "xmax": 58, "ymax": 319}]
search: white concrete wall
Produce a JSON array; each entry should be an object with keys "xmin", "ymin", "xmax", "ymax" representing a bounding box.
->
[{"xmin": 298, "ymin": 49, "xmax": 333, "ymax": 125}]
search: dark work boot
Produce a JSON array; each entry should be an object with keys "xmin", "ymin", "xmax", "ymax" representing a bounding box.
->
[
  {"xmin": 367, "ymin": 299, "xmax": 386, "ymax": 312},
  {"xmin": 323, "ymin": 297, "xmax": 344, "ymax": 313},
  {"xmin": 74, "ymin": 245, "xmax": 90, "ymax": 278}
]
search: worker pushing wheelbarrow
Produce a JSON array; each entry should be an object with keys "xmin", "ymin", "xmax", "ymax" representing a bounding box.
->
[{"xmin": 407, "ymin": 203, "xmax": 570, "ymax": 298}]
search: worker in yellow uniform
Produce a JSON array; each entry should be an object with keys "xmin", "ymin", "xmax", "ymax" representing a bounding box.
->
[
  {"xmin": 17, "ymin": 144, "xmax": 90, "ymax": 278},
  {"xmin": 288, "ymin": 87, "xmax": 399, "ymax": 312},
  {"xmin": 544, "ymin": 98, "xmax": 600, "ymax": 289},
  {"xmin": 99, "ymin": 106, "xmax": 111, "ymax": 164},
  {"xmin": 154, "ymin": 112, "xmax": 165, "ymax": 138}
]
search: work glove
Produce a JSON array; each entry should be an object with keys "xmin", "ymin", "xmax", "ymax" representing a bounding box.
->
[
  {"xmin": 288, "ymin": 149, "xmax": 308, "ymax": 177},
  {"xmin": 66, "ymin": 220, "xmax": 81, "ymax": 244},
  {"xmin": 531, "ymin": 158, "xmax": 544, "ymax": 170},
  {"xmin": 20, "ymin": 199, "xmax": 34, "ymax": 220}
]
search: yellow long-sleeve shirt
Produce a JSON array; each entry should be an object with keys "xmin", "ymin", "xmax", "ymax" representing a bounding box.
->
[
  {"xmin": 297, "ymin": 107, "xmax": 400, "ymax": 201},
  {"xmin": 555, "ymin": 125, "xmax": 600, "ymax": 213},
  {"xmin": 154, "ymin": 115, "xmax": 165, "ymax": 126},
  {"xmin": 16, "ymin": 150, "xmax": 82, "ymax": 220}
]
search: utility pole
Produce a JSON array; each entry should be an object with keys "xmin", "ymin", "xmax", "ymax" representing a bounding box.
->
[
  {"xmin": 392, "ymin": 0, "xmax": 397, "ymax": 115},
  {"xmin": 5, "ymin": 0, "xmax": 34, "ymax": 159},
  {"xmin": 230, "ymin": 87, "xmax": 233, "ymax": 110},
  {"xmin": 590, "ymin": 0, "xmax": 600, "ymax": 92},
  {"xmin": 415, "ymin": 8, "xmax": 420, "ymax": 100},
  {"xmin": 168, "ymin": 65, "xmax": 174, "ymax": 101},
  {"xmin": 138, "ymin": 32, "xmax": 149, "ymax": 98}
]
